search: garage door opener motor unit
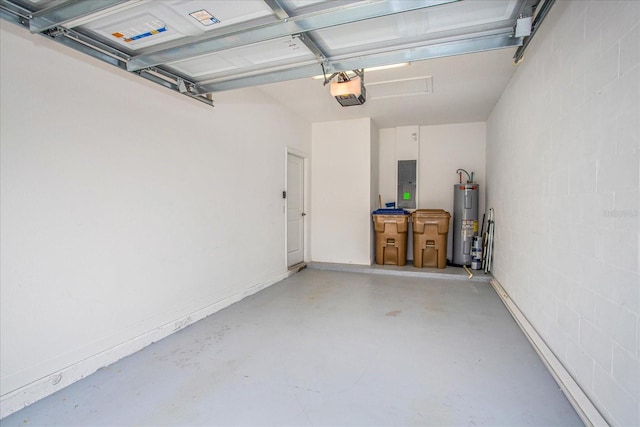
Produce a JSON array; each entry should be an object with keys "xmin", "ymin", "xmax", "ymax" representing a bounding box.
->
[{"xmin": 325, "ymin": 69, "xmax": 366, "ymax": 106}]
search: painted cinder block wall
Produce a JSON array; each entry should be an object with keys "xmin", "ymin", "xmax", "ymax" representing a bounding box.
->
[
  {"xmin": 486, "ymin": 1, "xmax": 639, "ymax": 425},
  {"xmin": 0, "ymin": 23, "xmax": 311, "ymax": 417}
]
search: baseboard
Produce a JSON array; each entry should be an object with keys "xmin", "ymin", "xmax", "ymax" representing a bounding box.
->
[
  {"xmin": 0, "ymin": 270, "xmax": 293, "ymax": 419},
  {"xmin": 490, "ymin": 278, "xmax": 608, "ymax": 427}
]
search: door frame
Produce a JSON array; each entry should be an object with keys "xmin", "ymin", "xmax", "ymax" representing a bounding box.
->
[{"xmin": 285, "ymin": 147, "xmax": 309, "ymax": 268}]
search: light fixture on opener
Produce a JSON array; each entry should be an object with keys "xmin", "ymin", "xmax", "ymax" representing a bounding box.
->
[{"xmin": 326, "ymin": 69, "xmax": 365, "ymax": 107}]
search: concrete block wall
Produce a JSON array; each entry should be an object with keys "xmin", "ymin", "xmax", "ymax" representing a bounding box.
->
[{"xmin": 486, "ymin": 1, "xmax": 639, "ymax": 426}]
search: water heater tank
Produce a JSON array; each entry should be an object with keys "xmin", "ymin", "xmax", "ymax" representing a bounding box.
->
[{"xmin": 452, "ymin": 184, "xmax": 479, "ymax": 266}]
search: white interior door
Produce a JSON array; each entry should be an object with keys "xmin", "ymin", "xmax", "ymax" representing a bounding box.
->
[{"xmin": 287, "ymin": 153, "xmax": 304, "ymax": 267}]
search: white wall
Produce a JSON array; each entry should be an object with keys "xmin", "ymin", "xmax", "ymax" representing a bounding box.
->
[
  {"xmin": 379, "ymin": 122, "xmax": 486, "ymax": 260},
  {"xmin": 311, "ymin": 118, "xmax": 375, "ymax": 265},
  {"xmin": 418, "ymin": 123, "xmax": 486, "ymax": 218},
  {"xmin": 379, "ymin": 123, "xmax": 486, "ymax": 213},
  {"xmin": 0, "ymin": 23, "xmax": 310, "ymax": 416},
  {"xmin": 370, "ymin": 120, "xmax": 380, "ymax": 261},
  {"xmin": 486, "ymin": 1, "xmax": 639, "ymax": 426},
  {"xmin": 379, "ymin": 128, "xmax": 397, "ymax": 206}
]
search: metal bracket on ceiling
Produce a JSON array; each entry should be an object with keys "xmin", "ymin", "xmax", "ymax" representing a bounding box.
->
[
  {"xmin": 37, "ymin": 25, "xmax": 130, "ymax": 68},
  {"xmin": 513, "ymin": 0, "xmax": 556, "ymax": 63},
  {"xmin": 140, "ymin": 69, "xmax": 214, "ymax": 107},
  {"xmin": 323, "ymin": 68, "xmax": 364, "ymax": 86},
  {"xmin": 351, "ymin": 69, "xmax": 364, "ymax": 81},
  {"xmin": 292, "ymin": 32, "xmax": 327, "ymax": 63},
  {"xmin": 320, "ymin": 60, "xmax": 364, "ymax": 86},
  {"xmin": 43, "ymin": 26, "xmax": 68, "ymax": 39},
  {"xmin": 265, "ymin": 0, "xmax": 328, "ymax": 64},
  {"xmin": 177, "ymin": 78, "xmax": 188, "ymax": 94},
  {"xmin": 263, "ymin": 0, "xmax": 289, "ymax": 21},
  {"xmin": 323, "ymin": 72, "xmax": 340, "ymax": 86}
]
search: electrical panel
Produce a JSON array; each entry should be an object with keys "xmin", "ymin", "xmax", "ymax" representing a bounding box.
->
[{"xmin": 397, "ymin": 160, "xmax": 416, "ymax": 209}]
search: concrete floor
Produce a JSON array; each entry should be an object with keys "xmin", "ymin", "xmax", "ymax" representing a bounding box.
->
[{"xmin": 2, "ymin": 267, "xmax": 582, "ymax": 426}]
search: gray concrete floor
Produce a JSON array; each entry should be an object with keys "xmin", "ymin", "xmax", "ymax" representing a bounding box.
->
[{"xmin": 2, "ymin": 267, "xmax": 582, "ymax": 426}]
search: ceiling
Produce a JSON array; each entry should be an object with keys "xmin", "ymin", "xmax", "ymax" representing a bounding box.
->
[
  {"xmin": 255, "ymin": 46, "xmax": 519, "ymax": 127},
  {"xmin": 1, "ymin": 0, "xmax": 551, "ymax": 124}
]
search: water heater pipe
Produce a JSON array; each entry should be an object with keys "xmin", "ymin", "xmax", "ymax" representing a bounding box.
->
[{"xmin": 456, "ymin": 168, "xmax": 472, "ymax": 183}]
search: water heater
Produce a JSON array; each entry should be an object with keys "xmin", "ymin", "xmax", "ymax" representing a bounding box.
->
[{"xmin": 452, "ymin": 183, "xmax": 479, "ymax": 266}]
